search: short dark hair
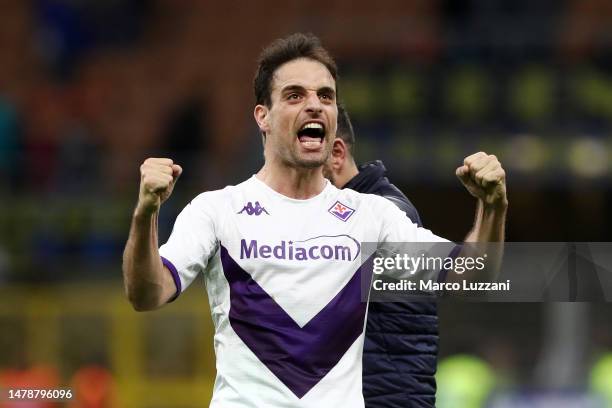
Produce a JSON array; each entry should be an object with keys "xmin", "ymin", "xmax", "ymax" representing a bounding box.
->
[
  {"xmin": 254, "ymin": 33, "xmax": 338, "ymax": 107},
  {"xmin": 337, "ymin": 103, "xmax": 355, "ymax": 153}
]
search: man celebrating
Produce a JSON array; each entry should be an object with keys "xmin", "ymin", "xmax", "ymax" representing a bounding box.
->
[
  {"xmin": 325, "ymin": 105, "xmax": 438, "ymax": 407},
  {"xmin": 123, "ymin": 33, "xmax": 507, "ymax": 407}
]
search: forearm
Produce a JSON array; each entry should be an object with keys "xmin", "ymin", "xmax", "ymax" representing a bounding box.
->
[
  {"xmin": 464, "ymin": 199, "xmax": 507, "ymax": 243},
  {"xmin": 122, "ymin": 208, "xmax": 175, "ymax": 311},
  {"xmin": 453, "ymin": 199, "xmax": 507, "ymax": 283},
  {"xmin": 445, "ymin": 152, "xmax": 507, "ymax": 284}
]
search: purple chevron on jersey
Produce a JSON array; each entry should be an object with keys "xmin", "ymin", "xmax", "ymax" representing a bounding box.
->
[{"xmin": 220, "ymin": 245, "xmax": 373, "ymax": 398}]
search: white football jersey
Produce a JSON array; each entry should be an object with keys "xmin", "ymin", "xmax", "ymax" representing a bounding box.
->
[{"xmin": 159, "ymin": 175, "xmax": 447, "ymax": 408}]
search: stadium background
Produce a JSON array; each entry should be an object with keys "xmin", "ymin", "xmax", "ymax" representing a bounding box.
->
[{"xmin": 1, "ymin": 0, "xmax": 612, "ymax": 406}]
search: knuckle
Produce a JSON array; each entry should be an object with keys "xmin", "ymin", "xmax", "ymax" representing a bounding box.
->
[{"xmin": 145, "ymin": 157, "xmax": 173, "ymax": 166}]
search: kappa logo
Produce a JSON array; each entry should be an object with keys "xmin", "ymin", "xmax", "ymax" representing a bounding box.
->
[
  {"xmin": 328, "ymin": 200, "xmax": 355, "ymax": 222},
  {"xmin": 238, "ymin": 201, "xmax": 269, "ymax": 216}
]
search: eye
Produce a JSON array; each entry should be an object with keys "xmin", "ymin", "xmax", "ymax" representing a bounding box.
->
[{"xmin": 287, "ymin": 93, "xmax": 301, "ymax": 100}]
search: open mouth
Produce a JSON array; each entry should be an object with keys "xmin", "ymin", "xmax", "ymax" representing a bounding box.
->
[{"xmin": 297, "ymin": 122, "xmax": 325, "ymax": 145}]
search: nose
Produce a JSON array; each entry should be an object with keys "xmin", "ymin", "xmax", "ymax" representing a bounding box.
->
[{"xmin": 304, "ymin": 91, "xmax": 323, "ymax": 115}]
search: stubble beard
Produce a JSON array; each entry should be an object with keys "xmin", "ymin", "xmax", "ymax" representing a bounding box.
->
[{"xmin": 280, "ymin": 138, "xmax": 332, "ymax": 170}]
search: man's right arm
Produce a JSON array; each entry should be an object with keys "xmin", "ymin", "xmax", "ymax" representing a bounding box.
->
[{"xmin": 122, "ymin": 158, "xmax": 182, "ymax": 311}]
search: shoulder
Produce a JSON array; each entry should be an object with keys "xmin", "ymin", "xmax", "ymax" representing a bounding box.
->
[
  {"xmin": 381, "ymin": 194, "xmax": 422, "ymax": 226},
  {"xmin": 338, "ymin": 187, "xmax": 399, "ymax": 213},
  {"xmin": 186, "ymin": 180, "xmax": 252, "ymax": 218},
  {"xmin": 191, "ymin": 185, "xmax": 235, "ymax": 208},
  {"xmin": 188, "ymin": 176, "xmax": 271, "ymax": 215},
  {"xmin": 373, "ymin": 181, "xmax": 422, "ymax": 226}
]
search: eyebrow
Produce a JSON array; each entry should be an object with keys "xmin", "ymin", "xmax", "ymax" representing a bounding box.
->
[
  {"xmin": 281, "ymin": 85, "xmax": 306, "ymax": 95},
  {"xmin": 280, "ymin": 85, "xmax": 336, "ymax": 97},
  {"xmin": 318, "ymin": 86, "xmax": 336, "ymax": 97}
]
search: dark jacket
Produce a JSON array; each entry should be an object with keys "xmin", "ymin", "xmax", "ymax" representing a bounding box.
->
[{"xmin": 344, "ymin": 160, "xmax": 438, "ymax": 408}]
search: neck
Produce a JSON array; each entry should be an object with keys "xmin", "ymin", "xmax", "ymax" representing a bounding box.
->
[
  {"xmin": 257, "ymin": 161, "xmax": 327, "ymax": 199},
  {"xmin": 335, "ymin": 160, "xmax": 359, "ymax": 189}
]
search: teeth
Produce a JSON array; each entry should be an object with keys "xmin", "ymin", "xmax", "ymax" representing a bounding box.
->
[{"xmin": 300, "ymin": 122, "xmax": 324, "ymax": 131}]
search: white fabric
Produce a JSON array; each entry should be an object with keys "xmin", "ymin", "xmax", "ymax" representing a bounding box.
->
[{"xmin": 159, "ymin": 175, "xmax": 448, "ymax": 407}]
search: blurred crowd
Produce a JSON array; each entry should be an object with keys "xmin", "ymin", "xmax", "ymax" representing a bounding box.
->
[
  {"xmin": 1, "ymin": 0, "xmax": 612, "ymax": 195},
  {"xmin": 0, "ymin": 0, "xmax": 611, "ymax": 279}
]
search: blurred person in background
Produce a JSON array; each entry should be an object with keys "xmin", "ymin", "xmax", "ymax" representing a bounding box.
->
[
  {"xmin": 68, "ymin": 365, "xmax": 118, "ymax": 408},
  {"xmin": 122, "ymin": 33, "xmax": 507, "ymax": 407},
  {"xmin": 0, "ymin": 97, "xmax": 21, "ymax": 192},
  {"xmin": 589, "ymin": 353, "xmax": 612, "ymax": 407},
  {"xmin": 0, "ymin": 353, "xmax": 60, "ymax": 408},
  {"xmin": 323, "ymin": 105, "xmax": 439, "ymax": 407},
  {"xmin": 435, "ymin": 354, "xmax": 495, "ymax": 408}
]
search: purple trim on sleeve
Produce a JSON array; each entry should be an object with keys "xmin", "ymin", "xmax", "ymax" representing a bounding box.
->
[
  {"xmin": 161, "ymin": 256, "xmax": 182, "ymax": 302},
  {"xmin": 438, "ymin": 244, "xmax": 463, "ymax": 283}
]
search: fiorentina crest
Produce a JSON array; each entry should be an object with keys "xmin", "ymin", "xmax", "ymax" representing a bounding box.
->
[{"xmin": 328, "ymin": 200, "xmax": 355, "ymax": 222}]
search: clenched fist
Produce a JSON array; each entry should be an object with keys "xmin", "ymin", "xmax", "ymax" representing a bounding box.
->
[
  {"xmin": 456, "ymin": 152, "xmax": 507, "ymax": 208},
  {"xmin": 137, "ymin": 158, "xmax": 182, "ymax": 215}
]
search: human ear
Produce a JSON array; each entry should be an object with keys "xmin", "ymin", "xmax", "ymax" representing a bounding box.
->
[
  {"xmin": 331, "ymin": 139, "xmax": 346, "ymax": 170},
  {"xmin": 254, "ymin": 105, "xmax": 270, "ymax": 133}
]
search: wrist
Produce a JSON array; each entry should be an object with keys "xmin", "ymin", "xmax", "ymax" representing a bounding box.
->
[
  {"xmin": 134, "ymin": 202, "xmax": 159, "ymax": 219},
  {"xmin": 480, "ymin": 197, "xmax": 508, "ymax": 212}
]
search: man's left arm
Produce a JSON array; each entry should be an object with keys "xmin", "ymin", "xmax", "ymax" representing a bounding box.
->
[
  {"xmin": 457, "ymin": 152, "xmax": 507, "ymax": 243},
  {"xmin": 451, "ymin": 152, "xmax": 507, "ymax": 283}
]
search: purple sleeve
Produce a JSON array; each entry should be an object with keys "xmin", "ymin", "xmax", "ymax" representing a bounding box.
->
[{"xmin": 161, "ymin": 256, "xmax": 182, "ymax": 302}]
